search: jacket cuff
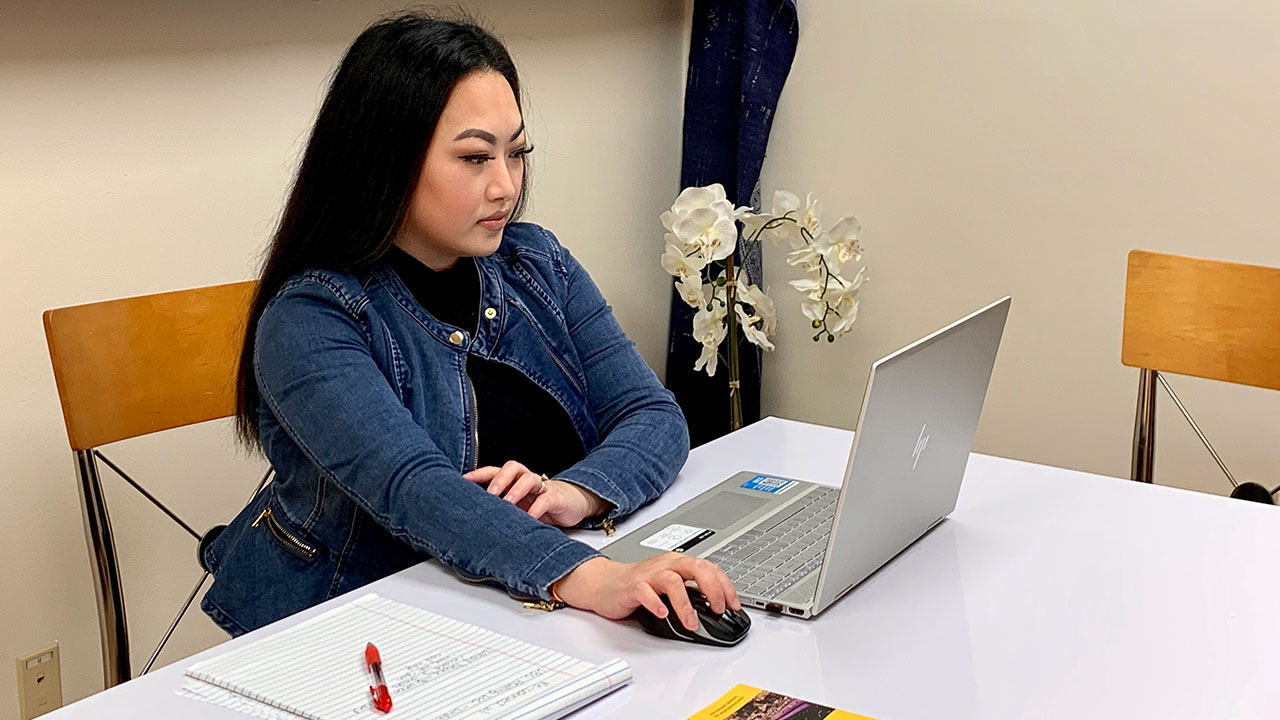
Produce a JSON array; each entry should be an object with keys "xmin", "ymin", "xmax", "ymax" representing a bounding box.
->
[
  {"xmin": 554, "ymin": 466, "xmax": 631, "ymax": 521},
  {"xmin": 520, "ymin": 539, "xmax": 602, "ymax": 601}
]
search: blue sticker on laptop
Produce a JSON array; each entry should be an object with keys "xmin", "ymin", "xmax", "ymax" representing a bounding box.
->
[{"xmin": 740, "ymin": 475, "xmax": 796, "ymax": 494}]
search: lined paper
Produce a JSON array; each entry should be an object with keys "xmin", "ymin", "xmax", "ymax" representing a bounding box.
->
[
  {"xmin": 178, "ymin": 681, "xmax": 300, "ymax": 720},
  {"xmin": 185, "ymin": 594, "xmax": 630, "ymax": 720}
]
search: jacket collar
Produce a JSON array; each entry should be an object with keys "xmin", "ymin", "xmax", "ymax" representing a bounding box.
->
[{"xmin": 371, "ymin": 254, "xmax": 509, "ymax": 355}]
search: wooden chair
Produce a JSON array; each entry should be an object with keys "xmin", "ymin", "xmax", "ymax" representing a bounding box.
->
[
  {"xmin": 1121, "ymin": 250, "xmax": 1280, "ymax": 499},
  {"xmin": 43, "ymin": 281, "xmax": 268, "ymax": 688}
]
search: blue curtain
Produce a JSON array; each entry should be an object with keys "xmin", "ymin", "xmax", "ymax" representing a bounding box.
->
[{"xmin": 666, "ymin": 0, "xmax": 800, "ymax": 446}]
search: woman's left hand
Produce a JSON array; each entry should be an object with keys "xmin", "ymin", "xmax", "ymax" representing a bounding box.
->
[{"xmin": 464, "ymin": 461, "xmax": 610, "ymax": 527}]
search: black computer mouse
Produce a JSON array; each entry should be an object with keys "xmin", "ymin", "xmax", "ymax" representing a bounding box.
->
[{"xmin": 634, "ymin": 586, "xmax": 751, "ymax": 646}]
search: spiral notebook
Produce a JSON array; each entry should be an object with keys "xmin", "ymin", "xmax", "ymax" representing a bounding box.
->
[{"xmin": 184, "ymin": 593, "xmax": 631, "ymax": 720}]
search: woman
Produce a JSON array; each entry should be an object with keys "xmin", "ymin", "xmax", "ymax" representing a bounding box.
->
[{"xmin": 200, "ymin": 11, "xmax": 738, "ymax": 636}]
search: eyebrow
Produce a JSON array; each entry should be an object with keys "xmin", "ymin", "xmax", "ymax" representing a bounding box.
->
[{"xmin": 452, "ymin": 124, "xmax": 526, "ymax": 144}]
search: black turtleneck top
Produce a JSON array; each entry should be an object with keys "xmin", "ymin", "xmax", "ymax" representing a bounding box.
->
[{"xmin": 385, "ymin": 247, "xmax": 586, "ymax": 476}]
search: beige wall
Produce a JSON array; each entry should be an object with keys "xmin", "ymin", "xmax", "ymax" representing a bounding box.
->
[
  {"xmin": 0, "ymin": 1, "xmax": 685, "ymax": 714},
  {"xmin": 758, "ymin": 1, "xmax": 1280, "ymax": 494}
]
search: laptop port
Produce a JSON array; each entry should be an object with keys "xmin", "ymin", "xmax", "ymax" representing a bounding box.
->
[
  {"xmin": 764, "ymin": 603, "xmax": 783, "ymax": 614},
  {"xmin": 789, "ymin": 607, "xmax": 804, "ymax": 615}
]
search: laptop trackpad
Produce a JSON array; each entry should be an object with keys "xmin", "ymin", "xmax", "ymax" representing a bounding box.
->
[{"xmin": 674, "ymin": 492, "xmax": 771, "ymax": 530}]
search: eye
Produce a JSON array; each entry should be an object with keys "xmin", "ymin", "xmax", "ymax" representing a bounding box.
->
[
  {"xmin": 509, "ymin": 145, "xmax": 535, "ymax": 160},
  {"xmin": 461, "ymin": 154, "xmax": 493, "ymax": 165}
]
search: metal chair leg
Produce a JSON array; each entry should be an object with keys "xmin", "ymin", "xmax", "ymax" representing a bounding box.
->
[
  {"xmin": 74, "ymin": 460, "xmax": 273, "ymax": 685},
  {"xmin": 1154, "ymin": 372, "xmax": 1239, "ymax": 488},
  {"xmin": 73, "ymin": 449, "xmax": 131, "ymax": 687},
  {"xmin": 1131, "ymin": 369, "xmax": 1157, "ymax": 483},
  {"xmin": 141, "ymin": 571, "xmax": 209, "ymax": 675},
  {"xmin": 139, "ymin": 468, "xmax": 273, "ymax": 672}
]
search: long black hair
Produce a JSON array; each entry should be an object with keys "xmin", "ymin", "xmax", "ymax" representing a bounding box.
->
[{"xmin": 235, "ymin": 10, "xmax": 528, "ymax": 448}]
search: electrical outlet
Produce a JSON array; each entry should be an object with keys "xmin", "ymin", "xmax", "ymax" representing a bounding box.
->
[{"xmin": 16, "ymin": 643, "xmax": 62, "ymax": 720}]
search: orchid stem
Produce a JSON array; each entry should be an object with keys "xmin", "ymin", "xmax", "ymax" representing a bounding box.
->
[{"xmin": 724, "ymin": 253, "xmax": 743, "ymax": 431}]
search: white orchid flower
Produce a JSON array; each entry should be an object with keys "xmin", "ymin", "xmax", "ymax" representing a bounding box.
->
[
  {"xmin": 694, "ymin": 341, "xmax": 720, "ymax": 376},
  {"xmin": 734, "ymin": 207, "xmax": 776, "ymax": 244},
  {"xmin": 737, "ymin": 282, "xmax": 777, "ymax": 334},
  {"xmin": 839, "ymin": 265, "xmax": 869, "ymax": 296},
  {"xmin": 800, "ymin": 192, "xmax": 824, "ymax": 244},
  {"xmin": 692, "ymin": 301, "xmax": 727, "ymax": 340},
  {"xmin": 789, "ymin": 273, "xmax": 843, "ymax": 301},
  {"xmin": 734, "ymin": 189, "xmax": 803, "ymax": 246},
  {"xmin": 661, "ymin": 242, "xmax": 707, "ymax": 278},
  {"xmin": 800, "ymin": 297, "xmax": 826, "ymax": 322},
  {"xmin": 662, "ymin": 183, "xmax": 737, "ymax": 258},
  {"xmin": 772, "ymin": 190, "xmax": 801, "ymax": 218},
  {"xmin": 673, "ymin": 203, "xmax": 738, "ymax": 261},
  {"xmin": 671, "ymin": 183, "xmax": 728, "ymax": 216},
  {"xmin": 736, "ymin": 209, "xmax": 800, "ymax": 247},
  {"xmin": 791, "ymin": 265, "xmax": 866, "ymax": 302},
  {"xmin": 827, "ymin": 293, "xmax": 861, "ymax": 337},
  {"xmin": 785, "ymin": 243, "xmax": 829, "ymax": 272},
  {"xmin": 691, "ymin": 304, "xmax": 728, "ymax": 376},
  {"xmin": 796, "ymin": 265, "xmax": 868, "ymax": 336},
  {"xmin": 734, "ymin": 302, "xmax": 776, "ymax": 351},
  {"xmin": 826, "ymin": 215, "xmax": 863, "ymax": 265},
  {"xmin": 675, "ymin": 275, "xmax": 708, "ymax": 308}
]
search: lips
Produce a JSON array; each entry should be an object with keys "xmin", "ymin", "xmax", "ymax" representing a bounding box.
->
[{"xmin": 477, "ymin": 210, "xmax": 508, "ymax": 232}]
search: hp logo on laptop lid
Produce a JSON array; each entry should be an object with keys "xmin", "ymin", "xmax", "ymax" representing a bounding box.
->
[{"xmin": 912, "ymin": 424, "xmax": 930, "ymax": 470}]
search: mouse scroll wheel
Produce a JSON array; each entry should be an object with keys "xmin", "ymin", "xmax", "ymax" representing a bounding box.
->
[{"xmin": 701, "ymin": 613, "xmax": 731, "ymax": 635}]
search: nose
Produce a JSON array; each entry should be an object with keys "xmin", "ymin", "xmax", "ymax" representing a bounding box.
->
[{"xmin": 486, "ymin": 159, "xmax": 517, "ymax": 203}]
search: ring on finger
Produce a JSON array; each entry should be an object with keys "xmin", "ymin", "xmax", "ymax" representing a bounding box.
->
[{"xmin": 538, "ymin": 473, "xmax": 548, "ymax": 494}]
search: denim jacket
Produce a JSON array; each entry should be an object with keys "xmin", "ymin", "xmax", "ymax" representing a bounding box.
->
[{"xmin": 201, "ymin": 222, "xmax": 690, "ymax": 636}]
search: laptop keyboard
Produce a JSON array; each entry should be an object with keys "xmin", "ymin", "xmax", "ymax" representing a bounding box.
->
[{"xmin": 705, "ymin": 486, "xmax": 839, "ymax": 600}]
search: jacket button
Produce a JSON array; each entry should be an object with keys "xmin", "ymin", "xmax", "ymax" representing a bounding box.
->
[
  {"xmin": 484, "ymin": 307, "xmax": 497, "ymax": 319},
  {"xmin": 449, "ymin": 330, "xmax": 465, "ymax": 345}
]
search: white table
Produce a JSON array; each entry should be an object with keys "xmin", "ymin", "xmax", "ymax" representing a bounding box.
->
[{"xmin": 47, "ymin": 417, "xmax": 1280, "ymax": 719}]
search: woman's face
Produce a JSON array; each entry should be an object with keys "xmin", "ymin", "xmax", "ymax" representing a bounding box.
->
[{"xmin": 396, "ymin": 70, "xmax": 527, "ymax": 269}]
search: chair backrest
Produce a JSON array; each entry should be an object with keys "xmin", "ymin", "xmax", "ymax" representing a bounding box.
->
[
  {"xmin": 42, "ymin": 280, "xmax": 258, "ymax": 688},
  {"xmin": 1122, "ymin": 249, "xmax": 1280, "ymax": 390},
  {"xmin": 43, "ymin": 281, "xmax": 257, "ymax": 450}
]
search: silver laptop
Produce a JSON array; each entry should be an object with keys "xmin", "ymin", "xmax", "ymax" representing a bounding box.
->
[{"xmin": 605, "ymin": 297, "xmax": 1010, "ymax": 619}]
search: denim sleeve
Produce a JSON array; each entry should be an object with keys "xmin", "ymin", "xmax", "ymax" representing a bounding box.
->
[
  {"xmin": 549, "ymin": 241, "xmax": 692, "ymax": 522},
  {"xmin": 254, "ymin": 279, "xmax": 599, "ymax": 601}
]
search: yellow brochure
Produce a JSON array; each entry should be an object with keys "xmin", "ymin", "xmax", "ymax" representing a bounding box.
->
[
  {"xmin": 691, "ymin": 681, "xmax": 880, "ymax": 717},
  {"xmin": 689, "ymin": 684, "xmax": 878, "ymax": 720}
]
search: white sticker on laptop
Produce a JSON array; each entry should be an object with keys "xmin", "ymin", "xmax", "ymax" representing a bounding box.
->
[
  {"xmin": 740, "ymin": 474, "xmax": 797, "ymax": 494},
  {"xmin": 639, "ymin": 524, "xmax": 714, "ymax": 552}
]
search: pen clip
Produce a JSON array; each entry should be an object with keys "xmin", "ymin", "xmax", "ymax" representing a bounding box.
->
[{"xmin": 369, "ymin": 683, "xmax": 393, "ymax": 713}]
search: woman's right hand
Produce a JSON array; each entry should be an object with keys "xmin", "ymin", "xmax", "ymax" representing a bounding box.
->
[{"xmin": 554, "ymin": 554, "xmax": 741, "ymax": 632}]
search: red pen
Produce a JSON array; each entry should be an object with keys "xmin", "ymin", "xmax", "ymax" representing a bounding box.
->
[{"xmin": 365, "ymin": 643, "xmax": 393, "ymax": 713}]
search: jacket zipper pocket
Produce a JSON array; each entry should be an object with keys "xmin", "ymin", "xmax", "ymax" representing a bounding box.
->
[
  {"xmin": 252, "ymin": 507, "xmax": 318, "ymax": 560},
  {"xmin": 507, "ymin": 299, "xmax": 585, "ymax": 395}
]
